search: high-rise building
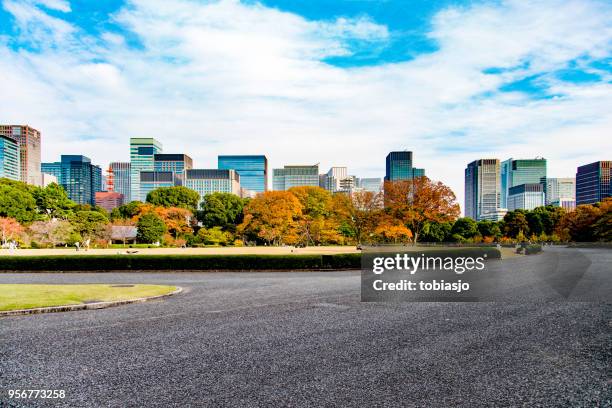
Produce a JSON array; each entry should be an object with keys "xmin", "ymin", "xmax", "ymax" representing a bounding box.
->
[
  {"xmin": 130, "ymin": 138, "xmax": 162, "ymax": 202},
  {"xmin": 576, "ymin": 161, "xmax": 611, "ymax": 205},
  {"xmin": 320, "ymin": 167, "xmax": 348, "ymax": 192},
  {"xmin": 154, "ymin": 154, "xmax": 193, "ymax": 185},
  {"xmin": 41, "ymin": 155, "xmax": 103, "ymax": 205},
  {"xmin": 95, "ymin": 191, "xmax": 124, "ymax": 212},
  {"xmin": 358, "ymin": 178, "xmax": 383, "ymax": 193},
  {"xmin": 546, "ymin": 178, "xmax": 575, "ymax": 207},
  {"xmin": 185, "ymin": 169, "xmax": 240, "ymax": 202},
  {"xmin": 500, "ymin": 158, "xmax": 547, "ymax": 208},
  {"xmin": 273, "ymin": 165, "xmax": 319, "ymax": 191},
  {"xmin": 110, "ymin": 162, "xmax": 131, "ymax": 202},
  {"xmin": 385, "ymin": 151, "xmax": 425, "ymax": 181},
  {"xmin": 0, "ymin": 131, "xmax": 20, "ymax": 181},
  {"xmin": 0, "ymin": 125, "xmax": 41, "ymax": 185},
  {"xmin": 507, "ymin": 183, "xmax": 545, "ymax": 211},
  {"xmin": 218, "ymin": 155, "xmax": 268, "ymax": 193},
  {"xmin": 140, "ymin": 171, "xmax": 177, "ymax": 200},
  {"xmin": 465, "ymin": 159, "xmax": 502, "ymax": 220}
]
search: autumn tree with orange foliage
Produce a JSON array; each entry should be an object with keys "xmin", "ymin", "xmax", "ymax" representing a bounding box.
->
[
  {"xmin": 0, "ymin": 217, "xmax": 23, "ymax": 244},
  {"xmin": 556, "ymin": 198, "xmax": 611, "ymax": 242},
  {"xmin": 332, "ymin": 191, "xmax": 383, "ymax": 244},
  {"xmin": 384, "ymin": 177, "xmax": 460, "ymax": 244},
  {"xmin": 238, "ymin": 191, "xmax": 303, "ymax": 246},
  {"xmin": 288, "ymin": 186, "xmax": 345, "ymax": 245},
  {"xmin": 374, "ymin": 216, "xmax": 413, "ymax": 244},
  {"xmin": 130, "ymin": 203, "xmax": 194, "ymax": 239}
]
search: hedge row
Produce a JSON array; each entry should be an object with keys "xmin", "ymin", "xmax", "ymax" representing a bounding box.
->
[
  {"xmin": 0, "ymin": 254, "xmax": 362, "ymax": 272},
  {"xmin": 0, "ymin": 248, "xmax": 501, "ymax": 272}
]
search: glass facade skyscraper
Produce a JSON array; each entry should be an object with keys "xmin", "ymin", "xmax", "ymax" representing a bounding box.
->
[
  {"xmin": 140, "ymin": 171, "xmax": 177, "ymax": 200},
  {"xmin": 385, "ymin": 151, "xmax": 425, "ymax": 181},
  {"xmin": 465, "ymin": 159, "xmax": 501, "ymax": 220},
  {"xmin": 272, "ymin": 165, "xmax": 319, "ymax": 191},
  {"xmin": 507, "ymin": 183, "xmax": 545, "ymax": 211},
  {"xmin": 110, "ymin": 162, "xmax": 131, "ymax": 202},
  {"xmin": 218, "ymin": 155, "xmax": 268, "ymax": 193},
  {"xmin": 0, "ymin": 125, "xmax": 41, "ymax": 185},
  {"xmin": 576, "ymin": 161, "xmax": 611, "ymax": 205},
  {"xmin": 154, "ymin": 154, "xmax": 193, "ymax": 186},
  {"xmin": 185, "ymin": 169, "xmax": 240, "ymax": 202},
  {"xmin": 546, "ymin": 178, "xmax": 575, "ymax": 206},
  {"xmin": 500, "ymin": 158, "xmax": 547, "ymax": 208},
  {"xmin": 0, "ymin": 132, "xmax": 20, "ymax": 181},
  {"xmin": 130, "ymin": 138, "xmax": 163, "ymax": 202},
  {"xmin": 42, "ymin": 155, "xmax": 103, "ymax": 205}
]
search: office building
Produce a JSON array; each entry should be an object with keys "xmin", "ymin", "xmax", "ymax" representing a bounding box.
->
[
  {"xmin": 130, "ymin": 138, "xmax": 163, "ymax": 202},
  {"xmin": 218, "ymin": 155, "xmax": 268, "ymax": 193},
  {"xmin": 41, "ymin": 155, "xmax": 103, "ymax": 205},
  {"xmin": 500, "ymin": 158, "xmax": 547, "ymax": 208},
  {"xmin": 109, "ymin": 162, "xmax": 131, "ymax": 202},
  {"xmin": 140, "ymin": 171, "xmax": 177, "ymax": 200},
  {"xmin": 576, "ymin": 161, "xmax": 611, "ymax": 205},
  {"xmin": 185, "ymin": 169, "xmax": 240, "ymax": 202},
  {"xmin": 358, "ymin": 178, "xmax": 383, "ymax": 193},
  {"xmin": 320, "ymin": 167, "xmax": 348, "ymax": 192},
  {"xmin": 385, "ymin": 151, "xmax": 425, "ymax": 181},
  {"xmin": 95, "ymin": 191, "xmax": 124, "ymax": 212},
  {"xmin": 465, "ymin": 159, "xmax": 502, "ymax": 220},
  {"xmin": 0, "ymin": 130, "xmax": 20, "ymax": 181},
  {"xmin": 546, "ymin": 178, "xmax": 575, "ymax": 206},
  {"xmin": 154, "ymin": 154, "xmax": 193, "ymax": 185},
  {"xmin": 273, "ymin": 165, "xmax": 319, "ymax": 191},
  {"xmin": 339, "ymin": 175, "xmax": 357, "ymax": 193},
  {"xmin": 507, "ymin": 183, "xmax": 545, "ymax": 211},
  {"xmin": 0, "ymin": 125, "xmax": 41, "ymax": 185}
]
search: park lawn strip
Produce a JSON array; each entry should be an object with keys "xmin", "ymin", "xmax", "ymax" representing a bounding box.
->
[{"xmin": 0, "ymin": 284, "xmax": 177, "ymax": 312}]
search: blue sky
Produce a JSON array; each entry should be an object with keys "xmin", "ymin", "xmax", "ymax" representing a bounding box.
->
[{"xmin": 0, "ymin": 0, "xmax": 610, "ymax": 208}]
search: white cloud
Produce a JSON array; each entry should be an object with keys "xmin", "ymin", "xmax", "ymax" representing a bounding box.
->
[{"xmin": 0, "ymin": 0, "xmax": 610, "ymax": 212}]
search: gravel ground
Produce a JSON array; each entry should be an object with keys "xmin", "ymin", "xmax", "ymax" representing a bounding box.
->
[{"xmin": 0, "ymin": 247, "xmax": 610, "ymax": 407}]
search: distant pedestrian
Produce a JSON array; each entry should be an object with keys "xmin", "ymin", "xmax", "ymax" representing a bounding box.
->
[{"xmin": 75, "ymin": 242, "xmax": 80, "ymax": 251}]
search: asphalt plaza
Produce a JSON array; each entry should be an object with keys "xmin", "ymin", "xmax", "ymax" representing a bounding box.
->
[{"xmin": 1, "ymin": 247, "xmax": 610, "ymax": 407}]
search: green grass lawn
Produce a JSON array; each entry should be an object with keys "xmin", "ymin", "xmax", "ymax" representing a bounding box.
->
[{"xmin": 0, "ymin": 284, "xmax": 177, "ymax": 312}]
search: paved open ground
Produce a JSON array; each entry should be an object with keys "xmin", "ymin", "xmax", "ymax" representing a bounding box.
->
[{"xmin": 1, "ymin": 247, "xmax": 610, "ymax": 407}]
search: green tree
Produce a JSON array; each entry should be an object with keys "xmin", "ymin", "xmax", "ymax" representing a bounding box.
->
[
  {"xmin": 197, "ymin": 226, "xmax": 233, "ymax": 246},
  {"xmin": 477, "ymin": 220, "xmax": 501, "ymax": 238},
  {"xmin": 146, "ymin": 186, "xmax": 200, "ymax": 212},
  {"xmin": 503, "ymin": 210, "xmax": 529, "ymax": 238},
  {"xmin": 533, "ymin": 205, "xmax": 565, "ymax": 235},
  {"xmin": 526, "ymin": 212, "xmax": 544, "ymax": 236},
  {"xmin": 420, "ymin": 221, "xmax": 453, "ymax": 242},
  {"xmin": 111, "ymin": 201, "xmax": 143, "ymax": 221},
  {"xmin": 34, "ymin": 182, "xmax": 75, "ymax": 219},
  {"xmin": 70, "ymin": 210, "xmax": 109, "ymax": 241},
  {"xmin": 0, "ymin": 179, "xmax": 39, "ymax": 223},
  {"xmin": 451, "ymin": 217, "xmax": 479, "ymax": 239},
  {"xmin": 198, "ymin": 192, "xmax": 245, "ymax": 230},
  {"xmin": 137, "ymin": 213, "xmax": 167, "ymax": 243}
]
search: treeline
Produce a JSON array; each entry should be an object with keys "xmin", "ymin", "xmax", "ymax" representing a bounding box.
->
[
  {"xmin": 0, "ymin": 177, "xmax": 609, "ymax": 248},
  {"xmin": 421, "ymin": 200, "xmax": 611, "ymax": 243}
]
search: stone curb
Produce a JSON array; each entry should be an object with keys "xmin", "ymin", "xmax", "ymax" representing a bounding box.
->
[{"xmin": 0, "ymin": 287, "xmax": 183, "ymax": 317}]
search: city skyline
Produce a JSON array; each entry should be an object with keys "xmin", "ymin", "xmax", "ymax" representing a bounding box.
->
[{"xmin": 0, "ymin": 0, "xmax": 610, "ymax": 209}]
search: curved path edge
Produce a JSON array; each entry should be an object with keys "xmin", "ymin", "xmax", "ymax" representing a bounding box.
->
[{"xmin": 0, "ymin": 287, "xmax": 183, "ymax": 317}]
